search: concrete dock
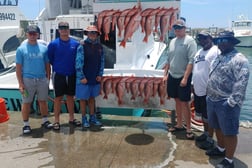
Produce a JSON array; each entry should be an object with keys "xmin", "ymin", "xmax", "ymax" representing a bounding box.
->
[{"xmin": 0, "ymin": 112, "xmax": 251, "ymax": 168}]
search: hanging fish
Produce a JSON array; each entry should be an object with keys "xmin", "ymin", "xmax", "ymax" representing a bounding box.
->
[{"xmin": 120, "ymin": 11, "xmax": 142, "ymax": 48}]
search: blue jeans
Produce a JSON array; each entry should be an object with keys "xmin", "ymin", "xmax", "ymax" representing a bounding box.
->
[{"xmin": 206, "ymin": 97, "xmax": 240, "ymax": 135}]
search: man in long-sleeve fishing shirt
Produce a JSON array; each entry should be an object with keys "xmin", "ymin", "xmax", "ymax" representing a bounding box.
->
[{"xmin": 206, "ymin": 31, "xmax": 250, "ymax": 168}]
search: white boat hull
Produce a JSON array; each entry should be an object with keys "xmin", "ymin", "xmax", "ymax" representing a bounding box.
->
[{"xmin": 232, "ymin": 15, "xmax": 252, "ymax": 47}]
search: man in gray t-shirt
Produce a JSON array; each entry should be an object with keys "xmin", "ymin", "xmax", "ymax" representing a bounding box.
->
[{"xmin": 163, "ymin": 19, "xmax": 197, "ymax": 140}]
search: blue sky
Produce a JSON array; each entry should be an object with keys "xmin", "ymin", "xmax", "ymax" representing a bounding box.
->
[
  {"xmin": 19, "ymin": 0, "xmax": 252, "ymax": 28},
  {"xmin": 181, "ymin": 0, "xmax": 252, "ymax": 28}
]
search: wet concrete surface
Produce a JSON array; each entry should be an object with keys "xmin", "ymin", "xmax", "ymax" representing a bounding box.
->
[{"xmin": 0, "ymin": 112, "xmax": 251, "ymax": 168}]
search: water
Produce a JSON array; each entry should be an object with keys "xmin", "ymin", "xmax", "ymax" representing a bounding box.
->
[{"xmin": 237, "ymin": 47, "xmax": 252, "ymax": 124}]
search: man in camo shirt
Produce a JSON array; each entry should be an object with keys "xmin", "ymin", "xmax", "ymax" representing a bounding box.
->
[{"xmin": 206, "ymin": 31, "xmax": 250, "ymax": 168}]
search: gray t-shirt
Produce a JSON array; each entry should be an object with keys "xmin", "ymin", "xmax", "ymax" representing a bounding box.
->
[{"xmin": 167, "ymin": 35, "xmax": 197, "ymax": 78}]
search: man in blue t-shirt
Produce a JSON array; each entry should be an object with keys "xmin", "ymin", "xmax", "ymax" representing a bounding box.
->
[
  {"xmin": 48, "ymin": 21, "xmax": 81, "ymax": 130},
  {"xmin": 16, "ymin": 25, "xmax": 52, "ymax": 134}
]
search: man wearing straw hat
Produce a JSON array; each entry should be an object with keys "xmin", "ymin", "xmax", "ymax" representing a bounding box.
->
[{"xmin": 75, "ymin": 25, "xmax": 104, "ymax": 128}]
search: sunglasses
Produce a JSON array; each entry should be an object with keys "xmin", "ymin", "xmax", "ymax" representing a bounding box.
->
[
  {"xmin": 215, "ymin": 38, "xmax": 229, "ymax": 44},
  {"xmin": 173, "ymin": 25, "xmax": 184, "ymax": 30},
  {"xmin": 88, "ymin": 31, "xmax": 98, "ymax": 35},
  {"xmin": 59, "ymin": 25, "xmax": 69, "ymax": 30}
]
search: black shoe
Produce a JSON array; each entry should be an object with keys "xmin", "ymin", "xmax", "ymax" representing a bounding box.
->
[
  {"xmin": 195, "ymin": 133, "xmax": 207, "ymax": 141},
  {"xmin": 206, "ymin": 147, "xmax": 225, "ymax": 157},
  {"xmin": 215, "ymin": 159, "xmax": 234, "ymax": 168},
  {"xmin": 23, "ymin": 126, "xmax": 32, "ymax": 134},
  {"xmin": 198, "ymin": 140, "xmax": 214, "ymax": 150}
]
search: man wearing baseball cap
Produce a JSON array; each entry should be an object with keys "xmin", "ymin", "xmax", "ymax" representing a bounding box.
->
[
  {"xmin": 163, "ymin": 19, "xmax": 197, "ymax": 140},
  {"xmin": 193, "ymin": 30, "xmax": 219, "ymax": 150},
  {"xmin": 16, "ymin": 25, "xmax": 52, "ymax": 134},
  {"xmin": 48, "ymin": 21, "xmax": 81, "ymax": 130}
]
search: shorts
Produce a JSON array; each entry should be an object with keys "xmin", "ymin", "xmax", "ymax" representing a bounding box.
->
[
  {"xmin": 22, "ymin": 78, "xmax": 49, "ymax": 103},
  {"xmin": 52, "ymin": 72, "xmax": 76, "ymax": 97},
  {"xmin": 75, "ymin": 84, "xmax": 101, "ymax": 100},
  {"xmin": 167, "ymin": 73, "xmax": 192, "ymax": 101},
  {"xmin": 206, "ymin": 97, "xmax": 240, "ymax": 135},
  {"xmin": 193, "ymin": 94, "xmax": 208, "ymax": 121}
]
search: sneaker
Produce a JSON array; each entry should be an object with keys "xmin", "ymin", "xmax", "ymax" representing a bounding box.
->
[
  {"xmin": 194, "ymin": 113, "xmax": 202, "ymax": 121},
  {"xmin": 206, "ymin": 147, "xmax": 225, "ymax": 157},
  {"xmin": 82, "ymin": 116, "xmax": 90, "ymax": 128},
  {"xmin": 41, "ymin": 121, "xmax": 53, "ymax": 129},
  {"xmin": 89, "ymin": 115, "xmax": 102, "ymax": 126},
  {"xmin": 23, "ymin": 126, "xmax": 32, "ymax": 134},
  {"xmin": 215, "ymin": 159, "xmax": 234, "ymax": 168},
  {"xmin": 195, "ymin": 133, "xmax": 207, "ymax": 141},
  {"xmin": 198, "ymin": 140, "xmax": 214, "ymax": 150}
]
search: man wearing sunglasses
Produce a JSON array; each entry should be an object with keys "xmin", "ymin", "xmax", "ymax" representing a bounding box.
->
[
  {"xmin": 16, "ymin": 25, "xmax": 52, "ymax": 134},
  {"xmin": 75, "ymin": 25, "xmax": 104, "ymax": 128},
  {"xmin": 192, "ymin": 31, "xmax": 219, "ymax": 150},
  {"xmin": 206, "ymin": 31, "xmax": 250, "ymax": 168},
  {"xmin": 48, "ymin": 22, "xmax": 81, "ymax": 130},
  {"xmin": 163, "ymin": 19, "xmax": 197, "ymax": 140}
]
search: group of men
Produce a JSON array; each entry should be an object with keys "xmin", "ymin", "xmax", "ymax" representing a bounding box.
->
[
  {"xmin": 164, "ymin": 19, "xmax": 250, "ymax": 168},
  {"xmin": 16, "ymin": 17, "xmax": 250, "ymax": 168},
  {"xmin": 16, "ymin": 22, "xmax": 104, "ymax": 134}
]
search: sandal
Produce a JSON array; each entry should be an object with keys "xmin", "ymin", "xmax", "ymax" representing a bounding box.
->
[
  {"xmin": 53, "ymin": 122, "xmax": 60, "ymax": 130},
  {"xmin": 168, "ymin": 126, "xmax": 186, "ymax": 132},
  {"xmin": 42, "ymin": 121, "xmax": 53, "ymax": 129},
  {"xmin": 186, "ymin": 132, "xmax": 195, "ymax": 140},
  {"xmin": 69, "ymin": 119, "xmax": 81, "ymax": 127}
]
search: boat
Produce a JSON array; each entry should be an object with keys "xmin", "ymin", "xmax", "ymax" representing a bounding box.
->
[
  {"xmin": 0, "ymin": 0, "xmax": 26, "ymax": 72},
  {"xmin": 231, "ymin": 15, "xmax": 252, "ymax": 47},
  {"xmin": 1, "ymin": 0, "xmax": 182, "ymax": 117}
]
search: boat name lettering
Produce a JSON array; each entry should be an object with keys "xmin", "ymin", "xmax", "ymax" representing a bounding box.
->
[{"xmin": 0, "ymin": 13, "xmax": 16, "ymax": 20}]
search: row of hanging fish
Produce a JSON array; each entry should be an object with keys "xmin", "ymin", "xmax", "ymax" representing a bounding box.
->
[
  {"xmin": 97, "ymin": 4, "xmax": 179, "ymax": 47},
  {"xmin": 100, "ymin": 76, "xmax": 168, "ymax": 105}
]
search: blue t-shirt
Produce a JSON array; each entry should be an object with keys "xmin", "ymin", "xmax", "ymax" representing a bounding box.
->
[
  {"xmin": 16, "ymin": 41, "xmax": 49, "ymax": 78},
  {"xmin": 48, "ymin": 38, "xmax": 79, "ymax": 76}
]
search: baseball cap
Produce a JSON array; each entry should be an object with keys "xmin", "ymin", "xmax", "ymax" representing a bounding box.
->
[
  {"xmin": 26, "ymin": 25, "xmax": 40, "ymax": 34},
  {"xmin": 173, "ymin": 19, "xmax": 186, "ymax": 29}
]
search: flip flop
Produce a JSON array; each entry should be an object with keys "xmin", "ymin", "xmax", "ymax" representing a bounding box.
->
[
  {"xmin": 69, "ymin": 119, "xmax": 81, "ymax": 127},
  {"xmin": 186, "ymin": 131, "xmax": 195, "ymax": 140},
  {"xmin": 168, "ymin": 126, "xmax": 186, "ymax": 132},
  {"xmin": 53, "ymin": 122, "xmax": 60, "ymax": 130}
]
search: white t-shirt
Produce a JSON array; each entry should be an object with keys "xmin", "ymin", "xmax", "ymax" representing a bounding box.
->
[{"xmin": 192, "ymin": 45, "xmax": 219, "ymax": 96}]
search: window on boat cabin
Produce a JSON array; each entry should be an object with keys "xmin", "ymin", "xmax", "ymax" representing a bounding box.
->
[
  {"xmin": 3, "ymin": 35, "xmax": 20, "ymax": 53},
  {"xmin": 235, "ymin": 22, "xmax": 251, "ymax": 27}
]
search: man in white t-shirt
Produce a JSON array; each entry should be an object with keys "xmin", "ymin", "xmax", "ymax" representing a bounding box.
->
[{"xmin": 192, "ymin": 31, "xmax": 219, "ymax": 150}]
